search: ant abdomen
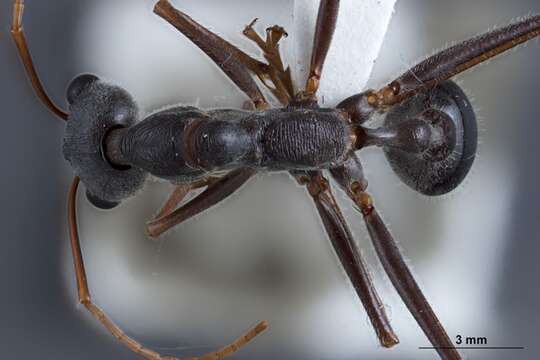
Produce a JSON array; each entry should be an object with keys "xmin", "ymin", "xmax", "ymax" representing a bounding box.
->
[
  {"xmin": 381, "ymin": 81, "xmax": 477, "ymax": 196},
  {"xmin": 63, "ymin": 75, "xmax": 148, "ymax": 209}
]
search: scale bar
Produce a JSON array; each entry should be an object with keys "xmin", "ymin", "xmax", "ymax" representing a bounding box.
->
[{"xmin": 419, "ymin": 347, "xmax": 524, "ymax": 350}]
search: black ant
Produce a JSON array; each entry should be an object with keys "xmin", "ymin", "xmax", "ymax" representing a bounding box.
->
[{"xmin": 11, "ymin": 0, "xmax": 539, "ymax": 359}]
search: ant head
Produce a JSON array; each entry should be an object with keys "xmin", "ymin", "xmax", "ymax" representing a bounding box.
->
[
  {"xmin": 63, "ymin": 74, "xmax": 147, "ymax": 210},
  {"xmin": 381, "ymin": 81, "xmax": 478, "ymax": 196}
]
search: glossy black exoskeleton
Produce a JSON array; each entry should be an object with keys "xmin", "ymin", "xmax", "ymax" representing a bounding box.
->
[
  {"xmin": 63, "ymin": 76, "xmax": 476, "ymax": 206},
  {"xmin": 382, "ymin": 80, "xmax": 477, "ymax": 195}
]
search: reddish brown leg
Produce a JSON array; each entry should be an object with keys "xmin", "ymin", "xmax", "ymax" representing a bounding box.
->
[
  {"xmin": 243, "ymin": 20, "xmax": 295, "ymax": 105},
  {"xmin": 295, "ymin": 171, "xmax": 399, "ymax": 348},
  {"xmin": 147, "ymin": 168, "xmax": 256, "ymax": 238},
  {"xmin": 154, "ymin": 0, "xmax": 296, "ymax": 107},
  {"xmin": 330, "ymin": 155, "xmax": 461, "ymax": 360},
  {"xmin": 11, "ymin": 0, "xmax": 68, "ymax": 120},
  {"xmin": 154, "ymin": 0, "xmax": 269, "ymax": 109},
  {"xmin": 366, "ymin": 15, "xmax": 540, "ymax": 109},
  {"xmin": 303, "ymin": 0, "xmax": 340, "ymax": 99},
  {"xmin": 153, "ymin": 178, "xmax": 221, "ymax": 220},
  {"xmin": 68, "ymin": 177, "xmax": 267, "ymax": 360}
]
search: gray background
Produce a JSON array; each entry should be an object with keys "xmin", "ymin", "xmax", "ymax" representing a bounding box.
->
[{"xmin": 1, "ymin": 1, "xmax": 539, "ymax": 359}]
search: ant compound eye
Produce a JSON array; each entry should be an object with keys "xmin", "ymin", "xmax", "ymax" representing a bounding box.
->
[
  {"xmin": 382, "ymin": 81, "xmax": 477, "ymax": 196},
  {"xmin": 86, "ymin": 190, "xmax": 121, "ymax": 210},
  {"xmin": 67, "ymin": 74, "xmax": 99, "ymax": 104}
]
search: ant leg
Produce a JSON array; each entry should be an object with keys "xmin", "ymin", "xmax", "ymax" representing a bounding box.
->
[
  {"xmin": 330, "ymin": 155, "xmax": 461, "ymax": 360},
  {"xmin": 362, "ymin": 15, "xmax": 539, "ymax": 109},
  {"xmin": 154, "ymin": 0, "xmax": 270, "ymax": 110},
  {"xmin": 154, "ymin": 184, "xmax": 192, "ymax": 220},
  {"xmin": 68, "ymin": 177, "xmax": 267, "ymax": 360},
  {"xmin": 11, "ymin": 0, "xmax": 68, "ymax": 120},
  {"xmin": 294, "ymin": 171, "xmax": 399, "ymax": 348},
  {"xmin": 147, "ymin": 168, "xmax": 256, "ymax": 238},
  {"xmin": 303, "ymin": 0, "xmax": 340, "ymax": 99},
  {"xmin": 243, "ymin": 20, "xmax": 295, "ymax": 104},
  {"xmin": 153, "ymin": 177, "xmax": 220, "ymax": 221}
]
